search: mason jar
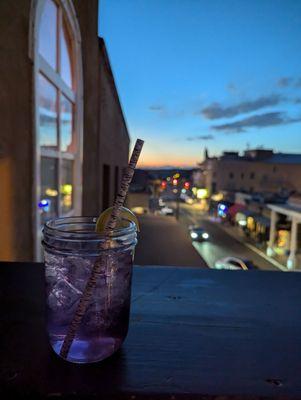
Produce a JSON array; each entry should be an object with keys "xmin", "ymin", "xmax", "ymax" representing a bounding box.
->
[{"xmin": 42, "ymin": 216, "xmax": 137, "ymax": 364}]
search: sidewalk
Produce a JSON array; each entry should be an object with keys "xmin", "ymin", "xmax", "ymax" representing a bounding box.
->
[{"xmin": 209, "ymin": 217, "xmax": 301, "ymax": 272}]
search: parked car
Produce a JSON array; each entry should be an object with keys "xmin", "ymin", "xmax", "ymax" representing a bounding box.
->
[
  {"xmin": 214, "ymin": 257, "xmax": 256, "ymax": 270},
  {"xmin": 158, "ymin": 198, "xmax": 166, "ymax": 207},
  {"xmin": 159, "ymin": 206, "xmax": 174, "ymax": 216},
  {"xmin": 189, "ymin": 226, "xmax": 210, "ymax": 242}
]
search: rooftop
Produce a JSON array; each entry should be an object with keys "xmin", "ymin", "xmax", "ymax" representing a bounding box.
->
[{"xmin": 215, "ymin": 149, "xmax": 301, "ymax": 164}]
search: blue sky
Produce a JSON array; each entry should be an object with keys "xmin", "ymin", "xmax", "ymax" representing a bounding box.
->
[{"xmin": 99, "ymin": 0, "xmax": 301, "ymax": 167}]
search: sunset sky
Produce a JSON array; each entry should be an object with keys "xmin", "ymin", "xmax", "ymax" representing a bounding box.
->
[{"xmin": 99, "ymin": 0, "xmax": 301, "ymax": 168}]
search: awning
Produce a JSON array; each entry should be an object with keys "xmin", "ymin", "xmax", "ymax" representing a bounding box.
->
[{"xmin": 228, "ymin": 203, "xmax": 246, "ymax": 218}]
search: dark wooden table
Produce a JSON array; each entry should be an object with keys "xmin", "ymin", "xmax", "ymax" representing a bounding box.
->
[{"xmin": 1, "ymin": 262, "xmax": 301, "ymax": 399}]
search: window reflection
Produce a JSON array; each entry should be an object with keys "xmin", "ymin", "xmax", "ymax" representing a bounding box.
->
[
  {"xmin": 38, "ymin": 0, "xmax": 57, "ymax": 69},
  {"xmin": 60, "ymin": 18, "xmax": 73, "ymax": 88},
  {"xmin": 40, "ymin": 157, "xmax": 58, "ymax": 224},
  {"xmin": 60, "ymin": 95, "xmax": 74, "ymax": 152},
  {"xmin": 61, "ymin": 160, "xmax": 73, "ymax": 214},
  {"xmin": 38, "ymin": 74, "xmax": 58, "ymax": 149},
  {"xmin": 38, "ymin": 0, "xmax": 77, "ymax": 225}
]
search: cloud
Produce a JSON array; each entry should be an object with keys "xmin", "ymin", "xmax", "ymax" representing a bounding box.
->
[
  {"xmin": 200, "ymin": 94, "xmax": 283, "ymax": 120},
  {"xmin": 186, "ymin": 134, "xmax": 214, "ymax": 141},
  {"xmin": 277, "ymin": 77, "xmax": 294, "ymax": 87},
  {"xmin": 149, "ymin": 105, "xmax": 164, "ymax": 111},
  {"xmin": 211, "ymin": 112, "xmax": 301, "ymax": 133}
]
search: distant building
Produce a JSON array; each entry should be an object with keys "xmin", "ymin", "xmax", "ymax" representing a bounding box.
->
[
  {"xmin": 0, "ymin": 0, "xmax": 129, "ymax": 261},
  {"xmin": 198, "ymin": 148, "xmax": 301, "ymax": 196}
]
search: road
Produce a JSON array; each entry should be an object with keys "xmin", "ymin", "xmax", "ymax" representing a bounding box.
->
[
  {"xmin": 127, "ymin": 191, "xmax": 279, "ymax": 271},
  {"xmin": 134, "ymin": 214, "xmax": 207, "ymax": 268},
  {"xmin": 177, "ymin": 203, "xmax": 278, "ymax": 271}
]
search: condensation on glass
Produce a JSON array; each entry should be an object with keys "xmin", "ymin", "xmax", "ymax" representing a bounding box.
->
[{"xmin": 37, "ymin": 0, "xmax": 76, "ymax": 224}]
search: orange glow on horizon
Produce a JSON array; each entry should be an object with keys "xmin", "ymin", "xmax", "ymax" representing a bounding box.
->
[
  {"xmin": 137, "ymin": 161, "xmax": 196, "ymax": 168},
  {"xmin": 131, "ymin": 138, "xmax": 201, "ymax": 169}
]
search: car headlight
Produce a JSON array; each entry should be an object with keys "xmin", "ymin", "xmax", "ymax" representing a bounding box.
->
[
  {"xmin": 190, "ymin": 232, "xmax": 198, "ymax": 239},
  {"xmin": 202, "ymin": 232, "xmax": 209, "ymax": 239}
]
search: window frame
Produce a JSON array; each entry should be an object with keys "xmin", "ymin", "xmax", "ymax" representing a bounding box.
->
[{"xmin": 30, "ymin": 0, "xmax": 83, "ymax": 260}]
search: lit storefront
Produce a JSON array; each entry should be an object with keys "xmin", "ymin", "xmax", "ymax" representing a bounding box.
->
[
  {"xmin": 267, "ymin": 204, "xmax": 301, "ymax": 269},
  {"xmin": 234, "ymin": 209, "xmax": 270, "ymax": 244}
]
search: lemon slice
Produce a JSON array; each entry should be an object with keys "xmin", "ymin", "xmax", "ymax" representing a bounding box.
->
[{"xmin": 95, "ymin": 206, "xmax": 140, "ymax": 233}]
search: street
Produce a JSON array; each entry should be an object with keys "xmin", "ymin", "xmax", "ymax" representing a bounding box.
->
[
  {"xmin": 134, "ymin": 214, "xmax": 207, "ymax": 268},
  {"xmin": 128, "ymin": 192, "xmax": 280, "ymax": 271},
  {"xmin": 178, "ymin": 202, "xmax": 278, "ymax": 271}
]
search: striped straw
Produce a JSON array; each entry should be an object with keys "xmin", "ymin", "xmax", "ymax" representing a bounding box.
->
[{"xmin": 59, "ymin": 139, "xmax": 144, "ymax": 359}]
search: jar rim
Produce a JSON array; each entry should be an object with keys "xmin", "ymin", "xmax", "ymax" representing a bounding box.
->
[{"xmin": 43, "ymin": 216, "xmax": 137, "ymax": 241}]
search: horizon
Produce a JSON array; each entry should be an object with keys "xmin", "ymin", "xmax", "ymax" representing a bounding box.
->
[
  {"xmin": 99, "ymin": 0, "xmax": 301, "ymax": 168},
  {"xmin": 136, "ymin": 146, "xmax": 301, "ymax": 170}
]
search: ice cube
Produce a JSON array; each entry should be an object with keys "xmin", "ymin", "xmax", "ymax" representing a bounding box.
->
[
  {"xmin": 47, "ymin": 278, "xmax": 82, "ymax": 312},
  {"xmin": 62, "ymin": 256, "xmax": 94, "ymax": 291}
]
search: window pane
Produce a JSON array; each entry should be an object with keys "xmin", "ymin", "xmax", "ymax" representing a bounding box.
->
[
  {"xmin": 60, "ymin": 17, "xmax": 73, "ymax": 88},
  {"xmin": 38, "ymin": 0, "xmax": 57, "ymax": 69},
  {"xmin": 60, "ymin": 95, "xmax": 74, "ymax": 152},
  {"xmin": 40, "ymin": 157, "xmax": 58, "ymax": 224},
  {"xmin": 60, "ymin": 160, "xmax": 73, "ymax": 214},
  {"xmin": 38, "ymin": 74, "xmax": 58, "ymax": 149}
]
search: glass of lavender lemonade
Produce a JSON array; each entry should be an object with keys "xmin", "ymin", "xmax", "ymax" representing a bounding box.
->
[{"xmin": 42, "ymin": 216, "xmax": 137, "ymax": 363}]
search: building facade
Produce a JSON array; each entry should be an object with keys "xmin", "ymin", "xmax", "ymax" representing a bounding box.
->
[
  {"xmin": 199, "ymin": 149, "xmax": 301, "ymax": 196},
  {"xmin": 0, "ymin": 0, "xmax": 129, "ymax": 261}
]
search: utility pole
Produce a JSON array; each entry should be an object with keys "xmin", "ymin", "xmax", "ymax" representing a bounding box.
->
[{"xmin": 175, "ymin": 190, "xmax": 180, "ymax": 220}]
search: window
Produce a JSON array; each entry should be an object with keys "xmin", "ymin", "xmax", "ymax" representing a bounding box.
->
[
  {"xmin": 250, "ymin": 172, "xmax": 255, "ymax": 179},
  {"xmin": 35, "ymin": 0, "xmax": 82, "ymax": 227},
  {"xmin": 273, "ymin": 166, "xmax": 277, "ymax": 173},
  {"xmin": 229, "ymin": 172, "xmax": 234, "ymax": 179},
  {"xmin": 241, "ymin": 173, "xmax": 244, "ymax": 179}
]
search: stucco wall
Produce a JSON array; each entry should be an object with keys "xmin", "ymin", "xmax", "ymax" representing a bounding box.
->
[
  {"xmin": 98, "ymin": 39, "xmax": 130, "ymax": 212},
  {"xmin": 73, "ymin": 0, "xmax": 102, "ymax": 215},
  {"xmin": 0, "ymin": 0, "xmax": 129, "ymax": 261},
  {"xmin": 74, "ymin": 2, "xmax": 129, "ymax": 216},
  {"xmin": 206, "ymin": 159, "xmax": 301, "ymax": 194}
]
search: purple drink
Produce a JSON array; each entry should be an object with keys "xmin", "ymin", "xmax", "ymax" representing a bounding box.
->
[{"xmin": 43, "ymin": 216, "xmax": 137, "ymax": 363}]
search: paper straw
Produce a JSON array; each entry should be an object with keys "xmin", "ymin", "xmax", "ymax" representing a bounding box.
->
[{"xmin": 59, "ymin": 139, "xmax": 144, "ymax": 359}]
